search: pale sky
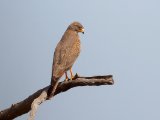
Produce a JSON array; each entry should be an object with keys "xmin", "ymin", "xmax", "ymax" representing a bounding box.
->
[{"xmin": 0, "ymin": 0, "xmax": 160, "ymax": 120}]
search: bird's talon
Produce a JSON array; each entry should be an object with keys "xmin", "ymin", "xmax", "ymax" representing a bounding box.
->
[
  {"xmin": 75, "ymin": 73, "xmax": 79, "ymax": 78},
  {"xmin": 65, "ymin": 72, "xmax": 69, "ymax": 82}
]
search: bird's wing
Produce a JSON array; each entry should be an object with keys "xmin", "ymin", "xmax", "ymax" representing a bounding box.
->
[
  {"xmin": 53, "ymin": 41, "xmax": 67, "ymax": 67},
  {"xmin": 51, "ymin": 40, "xmax": 67, "ymax": 77},
  {"xmin": 53, "ymin": 31, "xmax": 75, "ymax": 66}
]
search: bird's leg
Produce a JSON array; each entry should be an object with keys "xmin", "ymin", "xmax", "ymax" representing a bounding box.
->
[
  {"xmin": 70, "ymin": 68, "xmax": 74, "ymax": 80},
  {"xmin": 65, "ymin": 72, "xmax": 69, "ymax": 82}
]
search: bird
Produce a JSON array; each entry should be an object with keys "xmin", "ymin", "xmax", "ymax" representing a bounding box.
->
[{"xmin": 47, "ymin": 21, "xmax": 84, "ymax": 99}]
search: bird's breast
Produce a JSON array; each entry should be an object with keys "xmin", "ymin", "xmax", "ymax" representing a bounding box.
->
[{"xmin": 72, "ymin": 38, "xmax": 81, "ymax": 56}]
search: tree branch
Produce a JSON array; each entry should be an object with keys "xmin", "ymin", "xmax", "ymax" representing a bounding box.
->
[{"xmin": 0, "ymin": 75, "xmax": 114, "ymax": 120}]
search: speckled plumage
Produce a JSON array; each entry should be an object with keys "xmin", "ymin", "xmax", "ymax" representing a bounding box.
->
[{"xmin": 47, "ymin": 22, "xmax": 84, "ymax": 99}]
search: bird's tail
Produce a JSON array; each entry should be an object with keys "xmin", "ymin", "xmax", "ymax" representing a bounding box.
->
[{"xmin": 47, "ymin": 76, "xmax": 60, "ymax": 100}]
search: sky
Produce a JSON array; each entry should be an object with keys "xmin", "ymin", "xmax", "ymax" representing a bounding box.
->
[{"xmin": 0, "ymin": 0, "xmax": 160, "ymax": 120}]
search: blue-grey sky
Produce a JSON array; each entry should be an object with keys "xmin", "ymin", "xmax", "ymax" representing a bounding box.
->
[{"xmin": 0, "ymin": 0, "xmax": 160, "ymax": 120}]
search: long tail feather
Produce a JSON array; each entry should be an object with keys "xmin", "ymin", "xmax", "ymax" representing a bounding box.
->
[{"xmin": 47, "ymin": 77, "xmax": 59, "ymax": 99}]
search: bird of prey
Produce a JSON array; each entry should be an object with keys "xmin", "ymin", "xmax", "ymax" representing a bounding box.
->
[{"xmin": 47, "ymin": 21, "xmax": 84, "ymax": 99}]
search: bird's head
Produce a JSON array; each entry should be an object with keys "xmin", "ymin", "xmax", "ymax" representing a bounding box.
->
[{"xmin": 68, "ymin": 21, "xmax": 84, "ymax": 34}]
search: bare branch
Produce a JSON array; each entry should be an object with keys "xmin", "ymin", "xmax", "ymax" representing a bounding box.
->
[
  {"xmin": 28, "ymin": 91, "xmax": 47, "ymax": 120},
  {"xmin": 0, "ymin": 75, "xmax": 114, "ymax": 120}
]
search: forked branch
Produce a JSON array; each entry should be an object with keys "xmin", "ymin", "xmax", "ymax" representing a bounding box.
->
[{"xmin": 0, "ymin": 75, "xmax": 114, "ymax": 120}]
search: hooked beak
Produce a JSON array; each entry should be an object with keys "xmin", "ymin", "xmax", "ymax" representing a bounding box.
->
[{"xmin": 79, "ymin": 28, "xmax": 84, "ymax": 34}]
